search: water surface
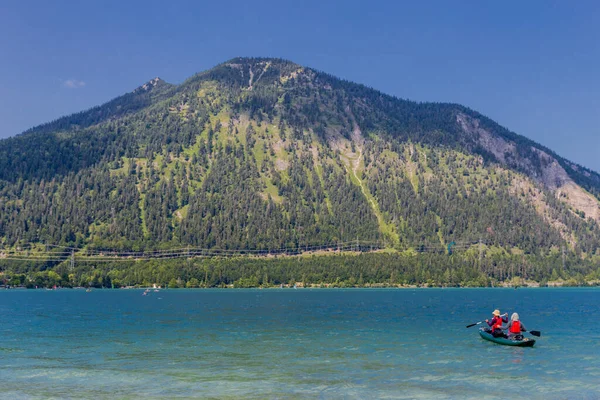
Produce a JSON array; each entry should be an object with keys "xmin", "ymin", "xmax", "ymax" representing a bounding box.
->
[{"xmin": 1, "ymin": 288, "xmax": 598, "ymax": 398}]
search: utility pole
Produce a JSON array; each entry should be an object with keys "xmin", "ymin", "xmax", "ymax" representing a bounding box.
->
[
  {"xmin": 187, "ymin": 245, "xmax": 191, "ymax": 269},
  {"xmin": 111, "ymin": 207, "xmax": 116, "ymax": 234},
  {"xmin": 479, "ymin": 237, "xmax": 483, "ymax": 272},
  {"xmin": 70, "ymin": 250, "xmax": 75, "ymax": 271}
]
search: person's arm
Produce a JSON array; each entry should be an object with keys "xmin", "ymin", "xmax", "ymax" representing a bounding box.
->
[
  {"xmin": 520, "ymin": 322, "xmax": 527, "ymax": 332},
  {"xmin": 502, "ymin": 315, "xmax": 509, "ymax": 323},
  {"xmin": 486, "ymin": 318, "xmax": 494, "ymax": 327}
]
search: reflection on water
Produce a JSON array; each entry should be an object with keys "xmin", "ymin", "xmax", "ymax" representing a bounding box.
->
[
  {"xmin": 0, "ymin": 288, "xmax": 599, "ymax": 399},
  {"xmin": 510, "ymin": 348, "xmax": 524, "ymax": 364}
]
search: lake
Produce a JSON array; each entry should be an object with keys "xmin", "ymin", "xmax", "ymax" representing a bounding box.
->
[{"xmin": 1, "ymin": 288, "xmax": 599, "ymax": 399}]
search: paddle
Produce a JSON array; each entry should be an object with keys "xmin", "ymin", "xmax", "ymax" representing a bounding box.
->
[
  {"xmin": 528, "ymin": 330, "xmax": 541, "ymax": 337},
  {"xmin": 466, "ymin": 313, "xmax": 507, "ymax": 328},
  {"xmin": 466, "ymin": 321, "xmax": 485, "ymax": 328}
]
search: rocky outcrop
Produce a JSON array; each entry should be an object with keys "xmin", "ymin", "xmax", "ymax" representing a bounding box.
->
[{"xmin": 457, "ymin": 112, "xmax": 600, "ymax": 223}]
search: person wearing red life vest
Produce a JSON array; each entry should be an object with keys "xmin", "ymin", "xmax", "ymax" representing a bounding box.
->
[
  {"xmin": 506, "ymin": 312, "xmax": 527, "ymax": 338},
  {"xmin": 485, "ymin": 309, "xmax": 508, "ymax": 337}
]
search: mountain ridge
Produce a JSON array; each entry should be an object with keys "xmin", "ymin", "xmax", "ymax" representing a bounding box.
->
[
  {"xmin": 7, "ymin": 57, "xmax": 600, "ymax": 179},
  {"xmin": 0, "ymin": 57, "xmax": 598, "ymax": 263}
]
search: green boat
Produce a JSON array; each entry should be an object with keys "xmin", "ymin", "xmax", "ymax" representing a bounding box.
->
[{"xmin": 479, "ymin": 329, "xmax": 535, "ymax": 347}]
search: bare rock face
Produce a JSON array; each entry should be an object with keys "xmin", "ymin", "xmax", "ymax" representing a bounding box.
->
[
  {"xmin": 457, "ymin": 113, "xmax": 515, "ymax": 165},
  {"xmin": 135, "ymin": 77, "xmax": 164, "ymax": 93},
  {"xmin": 529, "ymin": 148, "xmax": 569, "ymax": 190},
  {"xmin": 457, "ymin": 112, "xmax": 600, "ymax": 223},
  {"xmin": 558, "ymin": 182, "xmax": 600, "ymax": 222}
]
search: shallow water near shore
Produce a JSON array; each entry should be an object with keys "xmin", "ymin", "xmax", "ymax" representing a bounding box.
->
[{"xmin": 1, "ymin": 288, "xmax": 599, "ymax": 399}]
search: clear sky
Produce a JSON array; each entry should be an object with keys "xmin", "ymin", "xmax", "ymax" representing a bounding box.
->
[{"xmin": 1, "ymin": 1, "xmax": 598, "ymax": 171}]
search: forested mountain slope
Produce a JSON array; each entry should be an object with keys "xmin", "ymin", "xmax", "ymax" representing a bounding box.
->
[{"xmin": 1, "ymin": 57, "xmax": 599, "ymax": 264}]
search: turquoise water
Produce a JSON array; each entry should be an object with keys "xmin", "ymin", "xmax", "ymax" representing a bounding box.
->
[{"xmin": 1, "ymin": 288, "xmax": 599, "ymax": 399}]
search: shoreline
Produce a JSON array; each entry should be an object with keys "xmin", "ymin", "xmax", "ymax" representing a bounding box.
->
[{"xmin": 2, "ymin": 284, "xmax": 599, "ymax": 290}]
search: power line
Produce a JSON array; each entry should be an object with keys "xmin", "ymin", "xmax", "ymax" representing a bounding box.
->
[
  {"xmin": 1, "ymin": 240, "xmax": 381, "ymax": 262},
  {"xmin": 0, "ymin": 238, "xmax": 496, "ymax": 263}
]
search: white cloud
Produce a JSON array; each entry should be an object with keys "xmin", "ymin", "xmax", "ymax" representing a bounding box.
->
[{"xmin": 63, "ymin": 79, "xmax": 86, "ymax": 89}]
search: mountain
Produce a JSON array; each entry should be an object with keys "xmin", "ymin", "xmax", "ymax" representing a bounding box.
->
[{"xmin": 1, "ymin": 57, "xmax": 599, "ymax": 287}]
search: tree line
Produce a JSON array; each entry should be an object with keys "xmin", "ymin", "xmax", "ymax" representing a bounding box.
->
[{"xmin": 2, "ymin": 251, "xmax": 599, "ymax": 289}]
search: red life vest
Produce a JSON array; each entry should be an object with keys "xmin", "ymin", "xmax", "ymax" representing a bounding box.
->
[
  {"xmin": 492, "ymin": 316, "xmax": 503, "ymax": 331},
  {"xmin": 509, "ymin": 320, "xmax": 521, "ymax": 333}
]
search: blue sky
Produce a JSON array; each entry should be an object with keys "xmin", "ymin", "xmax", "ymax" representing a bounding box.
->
[{"xmin": 1, "ymin": 1, "xmax": 598, "ymax": 171}]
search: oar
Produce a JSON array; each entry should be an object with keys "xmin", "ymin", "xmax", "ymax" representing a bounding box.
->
[
  {"xmin": 466, "ymin": 313, "xmax": 507, "ymax": 328},
  {"xmin": 466, "ymin": 321, "xmax": 485, "ymax": 328},
  {"xmin": 528, "ymin": 330, "xmax": 541, "ymax": 337}
]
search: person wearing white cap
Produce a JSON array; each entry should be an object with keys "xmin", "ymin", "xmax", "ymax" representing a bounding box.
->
[{"xmin": 485, "ymin": 309, "xmax": 508, "ymax": 337}]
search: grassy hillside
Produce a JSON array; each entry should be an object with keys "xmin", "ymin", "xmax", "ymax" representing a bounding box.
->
[{"xmin": 0, "ymin": 58, "xmax": 599, "ymax": 285}]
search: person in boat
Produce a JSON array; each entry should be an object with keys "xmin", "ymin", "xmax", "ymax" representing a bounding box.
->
[
  {"xmin": 506, "ymin": 312, "xmax": 527, "ymax": 339},
  {"xmin": 485, "ymin": 309, "xmax": 508, "ymax": 337}
]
